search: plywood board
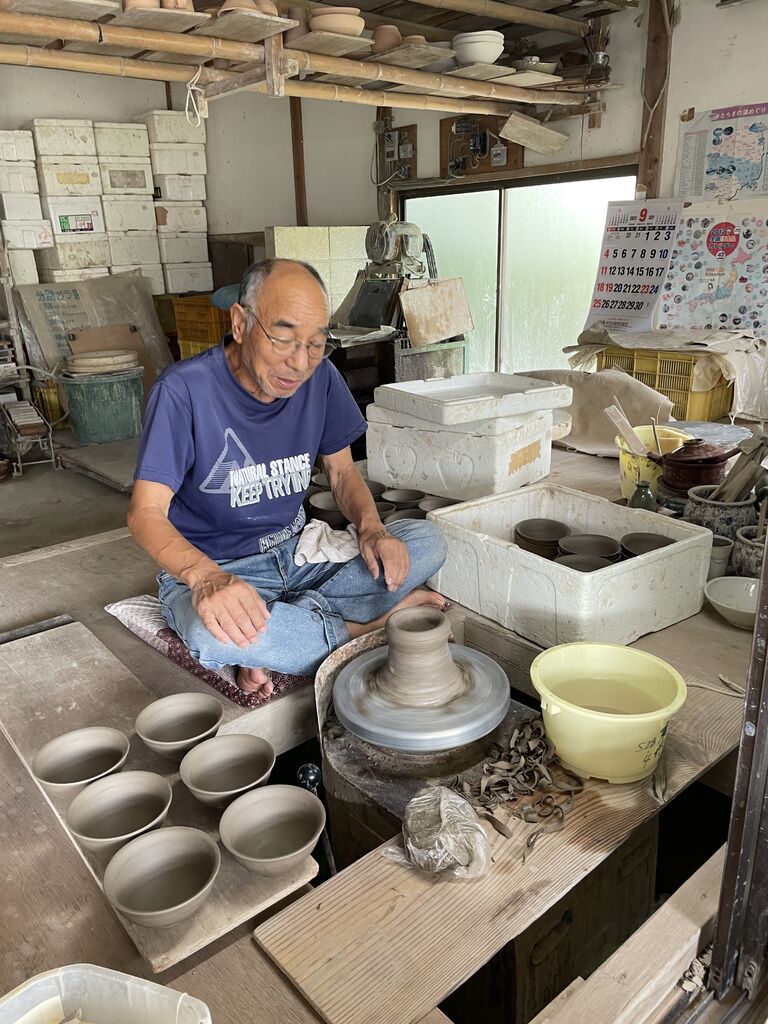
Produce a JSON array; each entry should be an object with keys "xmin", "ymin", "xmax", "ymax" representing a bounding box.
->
[
  {"xmin": 256, "ymin": 672, "xmax": 747, "ymax": 1024},
  {"xmin": 3, "ymin": 0, "xmax": 118, "ymax": 18},
  {"xmin": 286, "ymin": 30, "xmax": 372, "ymax": 56},
  {"xmin": 59, "ymin": 438, "xmax": 140, "ymax": 492},
  {"xmin": 493, "ymin": 69, "xmax": 562, "ymax": 87},
  {"xmin": 193, "ymin": 10, "xmax": 296, "ymax": 42},
  {"xmin": 0, "ymin": 622, "xmax": 317, "ymax": 974},
  {"xmin": 399, "ymin": 278, "xmax": 473, "ymax": 347}
]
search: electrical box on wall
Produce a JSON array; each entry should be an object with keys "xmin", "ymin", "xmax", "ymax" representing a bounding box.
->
[
  {"xmin": 439, "ymin": 115, "xmax": 523, "ymax": 179},
  {"xmin": 385, "ymin": 123, "xmax": 417, "ymax": 181}
]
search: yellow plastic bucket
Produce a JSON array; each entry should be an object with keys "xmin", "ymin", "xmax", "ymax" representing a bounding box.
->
[
  {"xmin": 530, "ymin": 643, "xmax": 687, "ymax": 784},
  {"xmin": 616, "ymin": 425, "xmax": 692, "ymax": 500}
]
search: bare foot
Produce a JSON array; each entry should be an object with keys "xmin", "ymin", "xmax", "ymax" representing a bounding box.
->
[
  {"xmin": 346, "ymin": 589, "xmax": 450, "ymax": 640},
  {"xmin": 236, "ymin": 666, "xmax": 274, "ymax": 700}
]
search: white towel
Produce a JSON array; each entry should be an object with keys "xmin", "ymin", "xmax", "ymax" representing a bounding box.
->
[{"xmin": 294, "ymin": 519, "xmax": 360, "ymax": 566}]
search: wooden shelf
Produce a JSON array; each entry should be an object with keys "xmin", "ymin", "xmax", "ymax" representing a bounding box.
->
[
  {"xmin": 286, "ymin": 28, "xmax": 372, "ymax": 57},
  {"xmin": 193, "ymin": 8, "xmax": 296, "ymax": 42},
  {"xmin": 62, "ymin": 6, "xmax": 211, "ymax": 55},
  {"xmin": 2, "ymin": 0, "xmax": 118, "ymax": 17},
  {"xmin": 317, "ymin": 40, "xmax": 453, "ymax": 87}
]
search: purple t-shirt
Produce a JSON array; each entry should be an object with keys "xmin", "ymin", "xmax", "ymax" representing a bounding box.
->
[{"xmin": 135, "ymin": 342, "xmax": 366, "ymax": 561}]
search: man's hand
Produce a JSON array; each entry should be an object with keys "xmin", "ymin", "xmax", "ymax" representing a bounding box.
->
[
  {"xmin": 191, "ymin": 570, "xmax": 271, "ymax": 648},
  {"xmin": 358, "ymin": 525, "xmax": 410, "ymax": 592}
]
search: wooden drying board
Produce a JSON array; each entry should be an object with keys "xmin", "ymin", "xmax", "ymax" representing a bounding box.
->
[
  {"xmin": 62, "ymin": 6, "xmax": 211, "ymax": 55},
  {"xmin": 1, "ymin": 0, "xmax": 117, "ymax": 18},
  {"xmin": 315, "ymin": 40, "xmax": 451, "ymax": 87},
  {"xmin": 256, "ymin": 634, "xmax": 749, "ymax": 1024},
  {"xmin": 399, "ymin": 278, "xmax": 473, "ymax": 347},
  {"xmin": 194, "ymin": 9, "xmax": 296, "ymax": 42},
  {"xmin": 286, "ymin": 29, "xmax": 372, "ymax": 57},
  {"xmin": 0, "ymin": 621, "xmax": 317, "ymax": 974}
]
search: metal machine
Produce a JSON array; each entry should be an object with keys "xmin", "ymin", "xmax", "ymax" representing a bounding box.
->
[{"xmin": 363, "ymin": 215, "xmax": 437, "ymax": 281}]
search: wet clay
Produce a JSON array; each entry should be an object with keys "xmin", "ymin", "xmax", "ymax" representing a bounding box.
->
[
  {"xmin": 87, "ymin": 795, "xmax": 167, "ymax": 839},
  {"xmin": 372, "ymin": 607, "xmax": 468, "ymax": 708},
  {"xmin": 237, "ymin": 819, "xmax": 315, "ymax": 860},
  {"xmin": 127, "ymin": 859, "xmax": 212, "ymax": 912},
  {"xmin": 152, "ymin": 711, "xmax": 219, "ymax": 743},
  {"xmin": 47, "ymin": 750, "xmax": 119, "ymax": 784},
  {"xmin": 191, "ymin": 760, "xmax": 264, "ymax": 791}
]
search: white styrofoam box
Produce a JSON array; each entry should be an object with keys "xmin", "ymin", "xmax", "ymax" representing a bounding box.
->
[
  {"xmin": 41, "ymin": 195, "xmax": 105, "ymax": 236},
  {"xmin": 139, "ymin": 110, "xmax": 206, "ymax": 146},
  {"xmin": 0, "ymin": 192, "xmax": 42, "ymax": 220},
  {"xmin": 8, "ymin": 249, "xmax": 38, "ymax": 285},
  {"xmin": 266, "ymin": 225, "xmax": 329, "ymax": 261},
  {"xmin": 163, "ymin": 261, "xmax": 213, "ymax": 293},
  {"xmin": 149, "ymin": 143, "xmax": 207, "ymax": 176},
  {"xmin": 0, "ymin": 161, "xmax": 38, "ymax": 194},
  {"xmin": 158, "ymin": 231, "xmax": 208, "ymax": 264},
  {"xmin": 108, "ymin": 230, "xmax": 161, "ymax": 265},
  {"xmin": 37, "ymin": 156, "xmax": 101, "ymax": 197},
  {"xmin": 37, "ymin": 232, "xmax": 110, "ymax": 270},
  {"xmin": 111, "ymin": 263, "xmax": 164, "ymax": 295},
  {"xmin": 428, "ymin": 483, "xmax": 713, "ymax": 647},
  {"xmin": 99, "ymin": 157, "xmax": 153, "ymax": 195},
  {"xmin": 42, "ymin": 266, "xmax": 110, "ymax": 282},
  {"xmin": 32, "ymin": 118, "xmax": 96, "ymax": 157},
  {"xmin": 366, "ymin": 403, "xmax": 555, "ymax": 500},
  {"xmin": 153, "ymin": 173, "xmax": 206, "ymax": 202},
  {"xmin": 0, "ymin": 130, "xmax": 35, "ymax": 162},
  {"xmin": 155, "ymin": 200, "xmax": 207, "ymax": 234},
  {"xmin": 374, "ymin": 373, "xmax": 573, "ymax": 426},
  {"xmin": 102, "ymin": 195, "xmax": 155, "ymax": 232},
  {"xmin": 1, "ymin": 219, "xmax": 53, "ymax": 249},
  {"xmin": 94, "ymin": 121, "xmax": 150, "ymax": 158}
]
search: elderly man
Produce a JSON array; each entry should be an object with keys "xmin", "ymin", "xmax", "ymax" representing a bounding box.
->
[{"xmin": 128, "ymin": 258, "xmax": 447, "ymax": 700}]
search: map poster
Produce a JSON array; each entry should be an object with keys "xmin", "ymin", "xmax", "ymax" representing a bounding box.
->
[
  {"xmin": 674, "ymin": 103, "xmax": 768, "ymax": 202},
  {"xmin": 659, "ymin": 201, "xmax": 768, "ymax": 332},
  {"xmin": 584, "ymin": 200, "xmax": 682, "ymax": 332}
]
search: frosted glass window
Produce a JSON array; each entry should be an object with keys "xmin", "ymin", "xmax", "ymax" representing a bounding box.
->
[
  {"xmin": 405, "ymin": 191, "xmax": 499, "ymax": 373},
  {"xmin": 499, "ymin": 175, "xmax": 636, "ymax": 373}
]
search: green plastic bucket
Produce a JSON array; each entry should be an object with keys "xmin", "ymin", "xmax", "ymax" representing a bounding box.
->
[{"xmin": 61, "ymin": 368, "xmax": 144, "ymax": 445}]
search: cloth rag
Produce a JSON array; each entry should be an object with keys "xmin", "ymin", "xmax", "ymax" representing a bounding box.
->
[{"xmin": 293, "ymin": 519, "xmax": 360, "ymax": 566}]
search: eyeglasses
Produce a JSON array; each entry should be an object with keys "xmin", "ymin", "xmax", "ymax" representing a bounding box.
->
[{"xmin": 241, "ymin": 304, "xmax": 335, "ymax": 360}]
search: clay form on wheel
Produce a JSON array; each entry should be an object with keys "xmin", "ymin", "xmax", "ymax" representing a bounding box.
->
[
  {"xmin": 333, "ymin": 607, "xmax": 509, "ymax": 753},
  {"xmin": 65, "ymin": 770, "xmax": 172, "ymax": 854},
  {"xmin": 180, "ymin": 733, "xmax": 276, "ymax": 807},
  {"xmin": 219, "ymin": 784, "xmax": 326, "ymax": 876},
  {"xmin": 31, "ymin": 727, "xmax": 130, "ymax": 798},
  {"xmin": 135, "ymin": 692, "xmax": 223, "ymax": 761},
  {"xmin": 103, "ymin": 826, "xmax": 220, "ymax": 929}
]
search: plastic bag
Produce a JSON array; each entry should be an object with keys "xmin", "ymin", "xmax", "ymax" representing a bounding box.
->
[{"xmin": 383, "ymin": 786, "xmax": 490, "ymax": 880}]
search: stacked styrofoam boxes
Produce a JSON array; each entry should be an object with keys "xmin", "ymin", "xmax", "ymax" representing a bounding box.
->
[
  {"xmin": 94, "ymin": 121, "xmax": 162, "ymax": 295},
  {"xmin": 265, "ymin": 226, "xmax": 369, "ymax": 314},
  {"xmin": 0, "ymin": 130, "xmax": 51, "ymax": 283},
  {"xmin": 32, "ymin": 119, "xmax": 109, "ymax": 282},
  {"xmin": 139, "ymin": 111, "xmax": 211, "ymax": 293}
]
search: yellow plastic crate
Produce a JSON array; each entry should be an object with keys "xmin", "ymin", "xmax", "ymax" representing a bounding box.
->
[
  {"xmin": 179, "ymin": 339, "xmax": 222, "ymax": 360},
  {"xmin": 172, "ymin": 294, "xmax": 230, "ymax": 354},
  {"xmin": 596, "ymin": 346, "xmax": 734, "ymax": 421},
  {"xmin": 33, "ymin": 380, "xmax": 66, "ymax": 424}
]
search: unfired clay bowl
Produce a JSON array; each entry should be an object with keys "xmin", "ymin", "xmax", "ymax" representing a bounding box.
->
[
  {"xmin": 621, "ymin": 532, "xmax": 674, "ymax": 558},
  {"xmin": 366, "ymin": 479, "xmax": 386, "ymax": 498},
  {"xmin": 103, "ymin": 826, "xmax": 220, "ymax": 929},
  {"xmin": 65, "ymin": 770, "xmax": 172, "ymax": 854},
  {"xmin": 381, "ymin": 488, "xmax": 425, "ymax": 509},
  {"xmin": 180, "ymin": 734, "xmax": 276, "ymax": 808},
  {"xmin": 311, "ymin": 470, "xmax": 330, "ymax": 489},
  {"xmin": 309, "ymin": 13, "xmax": 365, "ymax": 35},
  {"xmin": 309, "ymin": 491, "xmax": 348, "ymax": 530},
  {"xmin": 135, "ymin": 692, "xmax": 224, "ymax": 762},
  {"xmin": 374, "ymin": 501, "xmax": 396, "ymax": 518},
  {"xmin": 31, "ymin": 727, "xmax": 130, "ymax": 798},
  {"xmin": 554, "ymin": 554, "xmax": 612, "ymax": 572},
  {"xmin": 419, "ymin": 496, "xmax": 458, "ymax": 512},
  {"xmin": 558, "ymin": 534, "xmax": 621, "ymax": 563},
  {"xmin": 384, "ymin": 509, "xmax": 427, "ymax": 524},
  {"xmin": 372, "ymin": 23, "xmax": 401, "ymax": 53},
  {"xmin": 219, "ymin": 784, "xmax": 326, "ymax": 876}
]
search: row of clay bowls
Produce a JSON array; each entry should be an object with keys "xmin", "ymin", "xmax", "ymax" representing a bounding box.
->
[{"xmin": 123, "ymin": 0, "xmax": 278, "ymax": 14}]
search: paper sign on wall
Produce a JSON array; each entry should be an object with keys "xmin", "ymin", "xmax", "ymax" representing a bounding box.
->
[{"xmin": 674, "ymin": 103, "xmax": 768, "ymax": 202}]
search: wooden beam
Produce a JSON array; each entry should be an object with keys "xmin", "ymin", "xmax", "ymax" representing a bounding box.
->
[
  {"xmin": 289, "ymin": 96, "xmax": 308, "ymax": 226},
  {"xmin": 264, "ymin": 31, "xmax": 286, "ymax": 96},
  {"xmin": 637, "ymin": 0, "xmax": 673, "ymax": 197},
  {"xmin": 0, "ymin": 40, "xmax": 198, "ymax": 82},
  {"xmin": 399, "ymin": 0, "xmax": 588, "ymax": 36},
  {"xmin": 284, "ymin": 78, "xmax": 517, "ymax": 116},
  {"xmin": 204, "ymin": 63, "xmax": 267, "ymax": 100}
]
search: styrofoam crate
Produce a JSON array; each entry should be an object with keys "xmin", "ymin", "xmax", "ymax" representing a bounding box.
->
[
  {"xmin": 8, "ymin": 249, "xmax": 38, "ymax": 285},
  {"xmin": 99, "ymin": 157, "xmax": 153, "ymax": 195},
  {"xmin": 108, "ymin": 230, "xmax": 160, "ymax": 265},
  {"xmin": 163, "ymin": 261, "xmax": 213, "ymax": 293},
  {"xmin": 366, "ymin": 404, "xmax": 555, "ymax": 500},
  {"xmin": 158, "ymin": 231, "xmax": 208, "ymax": 264},
  {"xmin": 149, "ymin": 143, "xmax": 207, "ymax": 176},
  {"xmin": 374, "ymin": 372, "xmax": 573, "ymax": 425},
  {"xmin": 94, "ymin": 121, "xmax": 150, "ymax": 158},
  {"xmin": 428, "ymin": 483, "xmax": 713, "ymax": 647},
  {"xmin": 111, "ymin": 263, "xmax": 164, "ymax": 295},
  {"xmin": 139, "ymin": 110, "xmax": 206, "ymax": 145},
  {"xmin": 42, "ymin": 266, "xmax": 110, "ymax": 281},
  {"xmin": 0, "ymin": 161, "xmax": 38, "ymax": 194},
  {"xmin": 0, "ymin": 130, "xmax": 35, "ymax": 162},
  {"xmin": 41, "ymin": 195, "xmax": 105, "ymax": 236},
  {"xmin": 37, "ymin": 157, "xmax": 101, "ymax": 197},
  {"xmin": 153, "ymin": 173, "xmax": 206, "ymax": 202},
  {"xmin": 37, "ymin": 232, "xmax": 110, "ymax": 270},
  {"xmin": 2, "ymin": 219, "xmax": 53, "ymax": 249},
  {"xmin": 155, "ymin": 200, "xmax": 207, "ymax": 233},
  {"xmin": 102, "ymin": 195, "xmax": 155, "ymax": 232},
  {"xmin": 32, "ymin": 118, "xmax": 96, "ymax": 157},
  {"xmin": 0, "ymin": 192, "xmax": 42, "ymax": 220}
]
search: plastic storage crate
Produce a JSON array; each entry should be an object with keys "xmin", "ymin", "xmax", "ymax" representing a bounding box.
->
[
  {"xmin": 596, "ymin": 346, "xmax": 733, "ymax": 421},
  {"xmin": 172, "ymin": 294, "xmax": 231, "ymax": 359}
]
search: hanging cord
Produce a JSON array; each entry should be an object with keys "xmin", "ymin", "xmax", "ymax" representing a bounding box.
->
[
  {"xmin": 370, "ymin": 136, "xmax": 402, "ymax": 187},
  {"xmin": 185, "ymin": 65, "xmax": 205, "ymax": 128}
]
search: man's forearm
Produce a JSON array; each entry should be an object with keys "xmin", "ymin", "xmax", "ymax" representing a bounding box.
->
[
  {"xmin": 329, "ymin": 465, "xmax": 381, "ymax": 532},
  {"xmin": 129, "ymin": 506, "xmax": 220, "ymax": 587}
]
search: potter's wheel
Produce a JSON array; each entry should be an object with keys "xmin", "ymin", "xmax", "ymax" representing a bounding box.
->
[{"xmin": 333, "ymin": 640, "xmax": 510, "ymax": 754}]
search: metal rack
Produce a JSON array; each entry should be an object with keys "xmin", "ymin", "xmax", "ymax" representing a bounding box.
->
[{"xmin": 0, "ymin": 228, "xmax": 31, "ymax": 401}]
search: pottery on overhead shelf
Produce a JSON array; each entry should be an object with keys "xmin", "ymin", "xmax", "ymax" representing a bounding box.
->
[
  {"xmin": 218, "ymin": 0, "xmax": 258, "ymax": 14},
  {"xmin": 254, "ymin": 0, "xmax": 279, "ymax": 13},
  {"xmin": 403, "ymin": 34, "xmax": 426, "ymax": 44},
  {"xmin": 285, "ymin": 3, "xmax": 308, "ymax": 39},
  {"xmin": 123, "ymin": 0, "xmax": 161, "ymax": 10},
  {"xmin": 309, "ymin": 12, "xmax": 365, "ymax": 35},
  {"xmin": 372, "ymin": 23, "xmax": 401, "ymax": 53},
  {"xmin": 159, "ymin": 0, "xmax": 195, "ymax": 9},
  {"xmin": 316, "ymin": 5, "xmax": 361, "ymax": 14},
  {"xmin": 452, "ymin": 29, "xmax": 504, "ymax": 65}
]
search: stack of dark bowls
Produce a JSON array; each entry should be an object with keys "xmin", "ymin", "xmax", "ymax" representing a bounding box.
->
[
  {"xmin": 555, "ymin": 533, "xmax": 621, "ymax": 571},
  {"xmin": 514, "ymin": 519, "xmax": 571, "ymax": 559},
  {"xmin": 621, "ymin": 533, "xmax": 674, "ymax": 558}
]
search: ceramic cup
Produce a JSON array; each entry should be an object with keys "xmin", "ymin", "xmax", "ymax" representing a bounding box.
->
[
  {"xmin": 31, "ymin": 727, "xmax": 130, "ymax": 798},
  {"xmin": 65, "ymin": 770, "xmax": 172, "ymax": 855},
  {"xmin": 180, "ymin": 733, "xmax": 276, "ymax": 808},
  {"xmin": 135, "ymin": 692, "xmax": 224, "ymax": 762},
  {"xmin": 708, "ymin": 535, "xmax": 734, "ymax": 580}
]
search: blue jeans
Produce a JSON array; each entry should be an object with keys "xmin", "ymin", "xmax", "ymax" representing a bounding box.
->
[{"xmin": 158, "ymin": 519, "xmax": 447, "ymax": 677}]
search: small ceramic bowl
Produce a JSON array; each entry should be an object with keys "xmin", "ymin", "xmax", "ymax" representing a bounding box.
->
[
  {"xmin": 515, "ymin": 518, "xmax": 570, "ymax": 545},
  {"xmin": 65, "ymin": 770, "xmax": 172, "ymax": 854},
  {"xmin": 558, "ymin": 534, "xmax": 621, "ymax": 562},
  {"xmin": 135, "ymin": 692, "xmax": 224, "ymax": 762},
  {"xmin": 554, "ymin": 554, "xmax": 612, "ymax": 572},
  {"xmin": 384, "ymin": 508, "xmax": 427, "ymax": 524},
  {"xmin": 366, "ymin": 479, "xmax": 386, "ymax": 498},
  {"xmin": 704, "ymin": 576, "xmax": 759, "ymax": 631},
  {"xmin": 103, "ymin": 826, "xmax": 220, "ymax": 929},
  {"xmin": 31, "ymin": 727, "xmax": 130, "ymax": 798},
  {"xmin": 219, "ymin": 784, "xmax": 326, "ymax": 876},
  {"xmin": 381, "ymin": 488, "xmax": 425, "ymax": 509},
  {"xmin": 374, "ymin": 501, "xmax": 396, "ymax": 519},
  {"xmin": 309, "ymin": 491, "xmax": 347, "ymax": 530},
  {"xmin": 419, "ymin": 496, "xmax": 458, "ymax": 512},
  {"xmin": 621, "ymin": 532, "xmax": 675, "ymax": 558},
  {"xmin": 180, "ymin": 733, "xmax": 276, "ymax": 808},
  {"xmin": 311, "ymin": 470, "xmax": 330, "ymax": 489},
  {"xmin": 309, "ymin": 13, "xmax": 365, "ymax": 35}
]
